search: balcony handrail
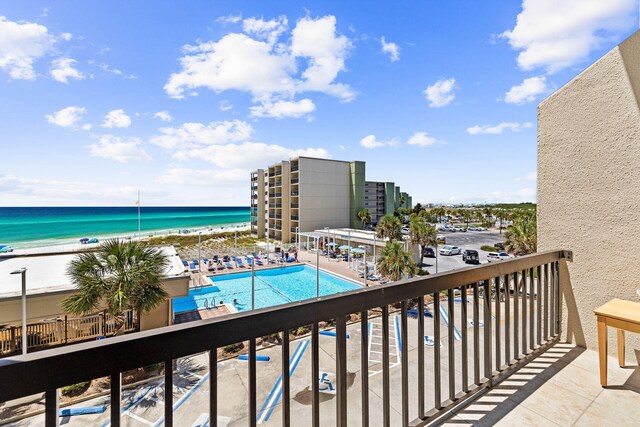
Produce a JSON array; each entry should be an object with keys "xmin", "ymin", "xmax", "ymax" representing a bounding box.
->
[{"xmin": 0, "ymin": 249, "xmax": 570, "ymax": 405}]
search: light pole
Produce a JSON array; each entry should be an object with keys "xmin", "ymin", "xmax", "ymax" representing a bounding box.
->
[
  {"xmin": 234, "ymin": 226, "xmax": 238, "ymax": 267},
  {"xmin": 198, "ymin": 231, "xmax": 202, "ymax": 270},
  {"xmin": 295, "ymin": 226, "xmax": 299, "ymax": 253},
  {"xmin": 324, "ymin": 227, "xmax": 330, "ymax": 260},
  {"xmin": 316, "ymin": 248, "xmax": 320, "ymax": 298},
  {"xmin": 11, "ymin": 268, "xmax": 27, "ymax": 355},
  {"xmin": 373, "ymin": 233, "xmax": 377, "ymax": 275}
]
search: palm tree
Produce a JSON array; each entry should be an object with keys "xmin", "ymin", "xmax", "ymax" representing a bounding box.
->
[
  {"xmin": 409, "ymin": 217, "xmax": 437, "ymax": 266},
  {"xmin": 460, "ymin": 209, "xmax": 472, "ymax": 229},
  {"xmin": 376, "ymin": 214, "xmax": 402, "ymax": 241},
  {"xmin": 377, "ymin": 241, "xmax": 417, "ymax": 281},
  {"xmin": 62, "ymin": 239, "xmax": 170, "ymax": 334},
  {"xmin": 357, "ymin": 208, "xmax": 372, "ymax": 229},
  {"xmin": 504, "ymin": 214, "xmax": 537, "ymax": 255},
  {"xmin": 431, "ymin": 207, "xmax": 446, "ymax": 223}
]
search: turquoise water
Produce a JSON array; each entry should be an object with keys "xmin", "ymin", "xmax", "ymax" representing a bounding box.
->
[
  {"xmin": 173, "ymin": 265, "xmax": 361, "ymax": 313},
  {"xmin": 0, "ymin": 206, "xmax": 249, "ymax": 248}
]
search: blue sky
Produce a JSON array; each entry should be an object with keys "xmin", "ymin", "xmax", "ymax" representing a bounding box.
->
[{"xmin": 0, "ymin": 1, "xmax": 637, "ymax": 206}]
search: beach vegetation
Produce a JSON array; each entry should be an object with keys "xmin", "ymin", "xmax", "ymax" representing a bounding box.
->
[
  {"xmin": 357, "ymin": 208, "xmax": 371, "ymax": 229},
  {"xmin": 376, "ymin": 240, "xmax": 418, "ymax": 281},
  {"xmin": 62, "ymin": 239, "xmax": 170, "ymax": 334},
  {"xmin": 409, "ymin": 215, "xmax": 437, "ymax": 266},
  {"xmin": 504, "ymin": 210, "xmax": 537, "ymax": 255},
  {"xmin": 376, "ymin": 215, "xmax": 402, "ymax": 241}
]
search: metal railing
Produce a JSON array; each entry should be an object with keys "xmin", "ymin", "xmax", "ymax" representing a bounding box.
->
[
  {"xmin": 0, "ymin": 310, "xmax": 136, "ymax": 356},
  {"xmin": 0, "ymin": 250, "xmax": 570, "ymax": 427}
]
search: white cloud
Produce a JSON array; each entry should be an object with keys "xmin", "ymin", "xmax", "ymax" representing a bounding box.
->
[
  {"xmin": 290, "ymin": 16, "xmax": 354, "ymax": 101},
  {"xmin": 424, "ymin": 78, "xmax": 456, "ymax": 108},
  {"xmin": 0, "ymin": 16, "xmax": 55, "ymax": 79},
  {"xmin": 504, "ymin": 76, "xmax": 548, "ymax": 104},
  {"xmin": 502, "ymin": 0, "xmax": 636, "ymax": 73},
  {"xmin": 60, "ymin": 32, "xmax": 73, "ymax": 41},
  {"xmin": 0, "ymin": 173, "xmax": 170, "ymax": 206},
  {"xmin": 45, "ymin": 106, "xmax": 86, "ymax": 128},
  {"xmin": 50, "ymin": 57, "xmax": 84, "ymax": 83},
  {"xmin": 100, "ymin": 63, "xmax": 137, "ymax": 79},
  {"xmin": 171, "ymin": 142, "xmax": 330, "ymax": 170},
  {"xmin": 150, "ymin": 120, "xmax": 253, "ymax": 149},
  {"xmin": 219, "ymin": 100, "xmax": 233, "ymax": 111},
  {"xmin": 242, "ymin": 16, "xmax": 288, "ymax": 45},
  {"xmin": 216, "ymin": 14, "xmax": 242, "ymax": 25},
  {"xmin": 516, "ymin": 171, "xmax": 537, "ymax": 181},
  {"xmin": 249, "ymin": 98, "xmax": 315, "ymax": 119},
  {"xmin": 88, "ymin": 135, "xmax": 151, "ymax": 163},
  {"xmin": 407, "ymin": 132, "xmax": 438, "ymax": 146},
  {"xmin": 102, "ymin": 109, "xmax": 132, "ymax": 128},
  {"xmin": 165, "ymin": 15, "xmax": 355, "ymax": 112},
  {"xmin": 158, "ymin": 168, "xmax": 247, "ymax": 185},
  {"xmin": 154, "ymin": 111, "xmax": 172, "ymax": 122},
  {"xmin": 380, "ymin": 37, "xmax": 400, "ymax": 62},
  {"xmin": 359, "ymin": 134, "xmax": 398, "ymax": 149},
  {"xmin": 467, "ymin": 121, "xmax": 533, "ymax": 135}
]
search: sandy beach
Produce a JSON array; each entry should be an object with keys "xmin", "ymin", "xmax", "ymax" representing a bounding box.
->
[{"xmin": 4, "ymin": 224, "xmax": 251, "ymax": 256}]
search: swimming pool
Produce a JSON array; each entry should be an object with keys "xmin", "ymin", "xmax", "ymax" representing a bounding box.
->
[{"xmin": 173, "ymin": 265, "xmax": 361, "ymax": 313}]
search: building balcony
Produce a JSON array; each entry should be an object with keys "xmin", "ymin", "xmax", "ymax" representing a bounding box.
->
[
  {"xmin": 269, "ymin": 193, "xmax": 282, "ymax": 198},
  {"xmin": 291, "ymin": 178, "xmax": 299, "ymax": 184},
  {"xmin": 291, "ymin": 215, "xmax": 299, "ymax": 221},
  {"xmin": 291, "ymin": 203, "xmax": 299, "ymax": 208},
  {"xmin": 291, "ymin": 191, "xmax": 299, "ymax": 196},
  {"xmin": 6, "ymin": 251, "xmax": 628, "ymax": 427},
  {"xmin": 268, "ymin": 203, "xmax": 282, "ymax": 209}
]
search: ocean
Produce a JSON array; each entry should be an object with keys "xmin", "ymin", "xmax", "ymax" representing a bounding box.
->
[{"xmin": 0, "ymin": 207, "xmax": 250, "ymax": 249}]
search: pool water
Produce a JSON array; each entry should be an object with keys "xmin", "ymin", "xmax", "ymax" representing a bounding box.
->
[{"xmin": 173, "ymin": 265, "xmax": 361, "ymax": 313}]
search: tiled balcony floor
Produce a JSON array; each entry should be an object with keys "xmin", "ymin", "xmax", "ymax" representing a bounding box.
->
[{"xmin": 439, "ymin": 342, "xmax": 640, "ymax": 426}]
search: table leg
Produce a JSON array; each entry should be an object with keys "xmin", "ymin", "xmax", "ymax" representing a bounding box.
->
[
  {"xmin": 617, "ymin": 329, "xmax": 625, "ymax": 367},
  {"xmin": 597, "ymin": 318, "xmax": 607, "ymax": 387}
]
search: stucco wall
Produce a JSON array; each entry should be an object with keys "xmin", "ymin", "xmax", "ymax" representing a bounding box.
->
[{"xmin": 538, "ymin": 30, "xmax": 640, "ymax": 359}]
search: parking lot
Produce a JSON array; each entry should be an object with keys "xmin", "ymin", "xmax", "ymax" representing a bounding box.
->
[{"xmin": 420, "ymin": 229, "xmax": 505, "ymax": 274}]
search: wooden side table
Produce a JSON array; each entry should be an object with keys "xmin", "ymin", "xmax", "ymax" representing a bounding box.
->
[{"xmin": 594, "ymin": 298, "xmax": 640, "ymax": 387}]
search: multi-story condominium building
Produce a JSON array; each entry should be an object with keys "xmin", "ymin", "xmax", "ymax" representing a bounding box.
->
[{"xmin": 251, "ymin": 157, "xmax": 412, "ymax": 242}]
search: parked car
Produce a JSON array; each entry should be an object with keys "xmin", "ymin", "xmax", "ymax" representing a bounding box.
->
[
  {"xmin": 487, "ymin": 252, "xmax": 511, "ymax": 262},
  {"xmin": 462, "ymin": 249, "xmax": 479, "ymax": 264},
  {"xmin": 467, "ymin": 226, "xmax": 478, "ymax": 231},
  {"xmin": 440, "ymin": 245, "xmax": 461, "ymax": 256},
  {"xmin": 495, "ymin": 242, "xmax": 505, "ymax": 250},
  {"xmin": 423, "ymin": 247, "xmax": 435, "ymax": 258},
  {"xmin": 476, "ymin": 226, "xmax": 487, "ymax": 231},
  {"xmin": 436, "ymin": 234, "xmax": 446, "ymax": 243}
]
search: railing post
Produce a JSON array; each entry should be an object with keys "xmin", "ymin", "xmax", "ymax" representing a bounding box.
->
[
  {"xmin": 434, "ymin": 293, "xmax": 442, "ymax": 406},
  {"xmin": 400, "ymin": 301, "xmax": 409, "ymax": 426},
  {"xmin": 64, "ymin": 315, "xmax": 68, "ymax": 344},
  {"xmin": 361, "ymin": 311, "xmax": 370, "ymax": 427},
  {"xmin": 165, "ymin": 359, "xmax": 174, "ymax": 427},
  {"xmin": 110, "ymin": 373, "xmax": 121, "ymax": 427},
  {"xmin": 417, "ymin": 297, "xmax": 426, "ymax": 414},
  {"xmin": 45, "ymin": 388, "xmax": 59, "ymax": 427},
  {"xmin": 10, "ymin": 326, "xmax": 16, "ymax": 352},
  {"xmin": 311, "ymin": 322, "xmax": 320, "ymax": 427},
  {"xmin": 483, "ymin": 280, "xmax": 492, "ymax": 385},
  {"xmin": 210, "ymin": 349, "xmax": 217, "ymax": 427},
  {"xmin": 336, "ymin": 315, "xmax": 348, "ymax": 427},
  {"xmin": 282, "ymin": 329, "xmax": 290, "ymax": 427},
  {"xmin": 382, "ymin": 306, "xmax": 391, "ymax": 426},
  {"xmin": 249, "ymin": 338, "xmax": 257, "ymax": 427}
]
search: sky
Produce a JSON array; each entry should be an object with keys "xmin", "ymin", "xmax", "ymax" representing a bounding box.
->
[{"xmin": 0, "ymin": 0, "xmax": 638, "ymax": 207}]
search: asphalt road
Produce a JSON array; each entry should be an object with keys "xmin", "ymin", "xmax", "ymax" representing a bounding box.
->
[{"xmin": 420, "ymin": 229, "xmax": 506, "ymax": 274}]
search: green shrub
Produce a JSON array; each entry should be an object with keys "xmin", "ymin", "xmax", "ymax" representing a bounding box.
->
[
  {"xmin": 480, "ymin": 245, "xmax": 498, "ymax": 252},
  {"xmin": 61, "ymin": 381, "xmax": 91, "ymax": 396},
  {"xmin": 142, "ymin": 363, "xmax": 164, "ymax": 373},
  {"xmin": 222, "ymin": 342, "xmax": 245, "ymax": 354}
]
